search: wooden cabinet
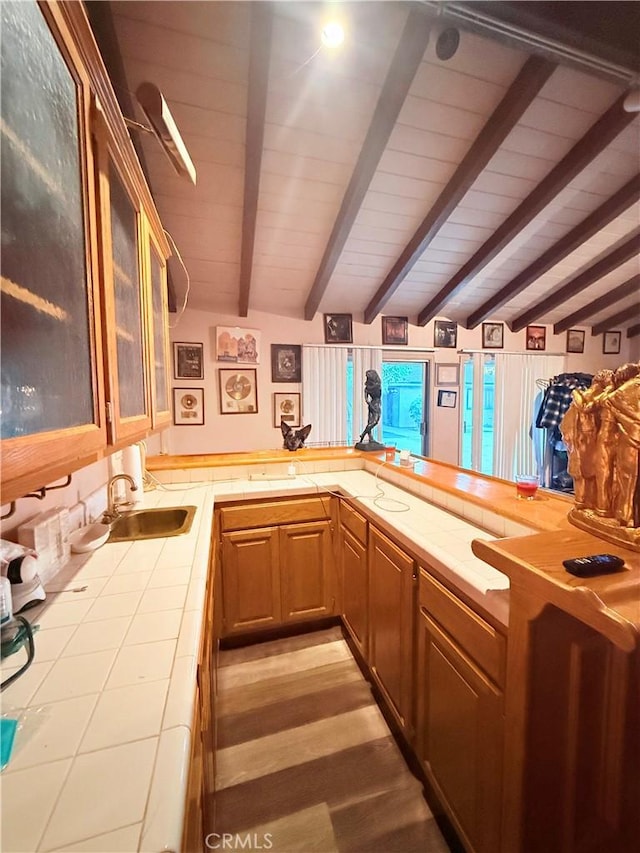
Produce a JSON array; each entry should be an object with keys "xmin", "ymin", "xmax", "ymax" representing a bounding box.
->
[
  {"xmin": 280, "ymin": 521, "xmax": 334, "ymax": 621},
  {"xmin": 218, "ymin": 497, "xmax": 337, "ymax": 636},
  {"xmin": 368, "ymin": 526, "xmax": 416, "ymax": 736},
  {"xmin": 340, "ymin": 502, "xmax": 369, "ymax": 656},
  {"xmin": 221, "ymin": 527, "xmax": 281, "ymax": 633},
  {"xmin": 416, "ymin": 567, "xmax": 504, "ymax": 853},
  {"xmin": 0, "ymin": 0, "xmax": 170, "ymax": 504}
]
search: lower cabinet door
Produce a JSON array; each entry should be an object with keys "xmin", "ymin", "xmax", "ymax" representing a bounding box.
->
[
  {"xmin": 369, "ymin": 526, "xmax": 415, "ymax": 734},
  {"xmin": 417, "ymin": 607, "xmax": 503, "ymax": 853},
  {"xmin": 221, "ymin": 527, "xmax": 281, "ymax": 633},
  {"xmin": 341, "ymin": 525, "xmax": 368, "ymax": 656},
  {"xmin": 182, "ymin": 690, "xmax": 204, "ymax": 853},
  {"xmin": 279, "ymin": 520, "xmax": 334, "ymax": 621}
]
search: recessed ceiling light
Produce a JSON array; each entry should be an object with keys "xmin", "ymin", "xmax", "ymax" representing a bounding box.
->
[{"xmin": 321, "ymin": 21, "xmax": 344, "ymax": 49}]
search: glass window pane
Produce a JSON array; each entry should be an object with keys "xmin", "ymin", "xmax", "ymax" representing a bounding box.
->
[
  {"xmin": 150, "ymin": 247, "xmax": 168, "ymax": 412},
  {"xmin": 1, "ymin": 0, "xmax": 94, "ymax": 438},
  {"xmin": 109, "ymin": 163, "xmax": 145, "ymax": 419},
  {"xmin": 381, "ymin": 362, "xmax": 424, "ymax": 456}
]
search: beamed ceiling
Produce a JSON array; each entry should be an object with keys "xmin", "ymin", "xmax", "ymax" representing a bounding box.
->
[{"xmin": 94, "ymin": 1, "xmax": 639, "ymax": 337}]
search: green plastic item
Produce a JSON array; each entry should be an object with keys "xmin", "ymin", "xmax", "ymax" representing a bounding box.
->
[
  {"xmin": 0, "ymin": 620, "xmax": 38, "ymax": 660},
  {"xmin": 1, "ymin": 718, "xmax": 18, "ymax": 770}
]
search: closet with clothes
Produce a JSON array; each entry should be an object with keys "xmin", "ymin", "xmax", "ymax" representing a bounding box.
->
[{"xmin": 533, "ymin": 372, "xmax": 593, "ymax": 492}]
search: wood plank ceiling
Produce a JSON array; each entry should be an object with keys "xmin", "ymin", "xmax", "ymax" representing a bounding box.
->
[{"xmin": 107, "ymin": 1, "xmax": 639, "ymax": 337}]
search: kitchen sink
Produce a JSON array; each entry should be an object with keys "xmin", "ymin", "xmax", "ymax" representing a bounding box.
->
[{"xmin": 108, "ymin": 506, "xmax": 197, "ymax": 542}]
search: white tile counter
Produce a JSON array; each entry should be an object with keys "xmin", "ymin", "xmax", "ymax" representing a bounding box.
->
[
  {"xmin": 0, "ymin": 469, "xmax": 509, "ymax": 852},
  {"xmin": 0, "ymin": 485, "xmax": 214, "ymax": 853}
]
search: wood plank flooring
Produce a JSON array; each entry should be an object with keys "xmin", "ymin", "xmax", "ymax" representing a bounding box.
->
[{"xmin": 213, "ymin": 627, "xmax": 452, "ymax": 852}]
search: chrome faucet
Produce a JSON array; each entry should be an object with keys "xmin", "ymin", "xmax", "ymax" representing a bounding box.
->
[{"xmin": 104, "ymin": 474, "xmax": 138, "ymax": 522}]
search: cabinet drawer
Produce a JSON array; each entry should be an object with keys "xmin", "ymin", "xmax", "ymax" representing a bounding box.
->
[
  {"xmin": 219, "ymin": 497, "xmax": 331, "ymax": 531},
  {"xmin": 419, "ymin": 568, "xmax": 506, "ymax": 687},
  {"xmin": 340, "ymin": 501, "xmax": 367, "ymax": 545}
]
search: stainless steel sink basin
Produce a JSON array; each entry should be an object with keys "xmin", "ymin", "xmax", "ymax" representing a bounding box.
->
[{"xmin": 108, "ymin": 506, "xmax": 197, "ymax": 542}]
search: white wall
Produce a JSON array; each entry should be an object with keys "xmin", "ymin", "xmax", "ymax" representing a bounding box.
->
[{"xmin": 162, "ymin": 306, "xmax": 635, "ymax": 464}]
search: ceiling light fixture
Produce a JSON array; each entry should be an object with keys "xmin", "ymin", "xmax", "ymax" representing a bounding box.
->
[
  {"xmin": 622, "ymin": 88, "xmax": 640, "ymax": 112},
  {"xmin": 320, "ymin": 21, "xmax": 345, "ymax": 49},
  {"xmin": 130, "ymin": 82, "xmax": 197, "ymax": 184}
]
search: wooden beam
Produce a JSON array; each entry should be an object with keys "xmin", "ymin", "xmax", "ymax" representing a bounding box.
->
[
  {"xmin": 510, "ymin": 232, "xmax": 640, "ymax": 332},
  {"xmin": 417, "ymin": 93, "xmax": 636, "ymax": 326},
  {"xmin": 467, "ymin": 175, "xmax": 640, "ymax": 329},
  {"xmin": 626, "ymin": 323, "xmax": 640, "ymax": 338},
  {"xmin": 553, "ymin": 274, "xmax": 640, "ymax": 334},
  {"xmin": 362, "ymin": 56, "xmax": 555, "ymax": 324},
  {"xmin": 238, "ymin": 2, "xmax": 272, "ymax": 318},
  {"xmin": 303, "ymin": 6, "xmax": 432, "ymax": 321},
  {"xmin": 591, "ymin": 305, "xmax": 640, "ymax": 337}
]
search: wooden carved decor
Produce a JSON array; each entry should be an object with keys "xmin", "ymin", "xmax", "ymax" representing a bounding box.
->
[{"xmin": 561, "ymin": 362, "xmax": 640, "ymax": 551}]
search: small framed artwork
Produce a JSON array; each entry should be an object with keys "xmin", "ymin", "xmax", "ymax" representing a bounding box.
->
[
  {"xmin": 566, "ymin": 329, "xmax": 585, "ymax": 354},
  {"xmin": 435, "ymin": 363, "xmax": 459, "ymax": 386},
  {"xmin": 271, "ymin": 344, "xmax": 301, "ymax": 383},
  {"xmin": 382, "ymin": 316, "xmax": 408, "ymax": 346},
  {"xmin": 323, "ymin": 313, "xmax": 353, "ymax": 344},
  {"xmin": 173, "ymin": 387, "xmax": 204, "ymax": 426},
  {"xmin": 434, "ymin": 320, "xmax": 457, "ymax": 348},
  {"xmin": 482, "ymin": 322, "xmax": 504, "ymax": 349},
  {"xmin": 437, "ymin": 389, "xmax": 457, "ymax": 408},
  {"xmin": 274, "ymin": 392, "xmax": 301, "ymax": 428},
  {"xmin": 219, "ymin": 368, "xmax": 258, "ymax": 414},
  {"xmin": 216, "ymin": 326, "xmax": 260, "ymax": 364},
  {"xmin": 526, "ymin": 325, "xmax": 546, "ymax": 351},
  {"xmin": 173, "ymin": 342, "xmax": 203, "ymax": 379},
  {"xmin": 603, "ymin": 330, "xmax": 621, "ymax": 355}
]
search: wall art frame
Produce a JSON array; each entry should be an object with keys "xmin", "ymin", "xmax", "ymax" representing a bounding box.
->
[
  {"xmin": 173, "ymin": 341, "xmax": 204, "ymax": 380},
  {"xmin": 218, "ymin": 368, "xmax": 258, "ymax": 414},
  {"xmin": 433, "ymin": 320, "xmax": 457, "ymax": 348},
  {"xmin": 525, "ymin": 325, "xmax": 546, "ymax": 351},
  {"xmin": 603, "ymin": 330, "xmax": 621, "ymax": 355},
  {"xmin": 172, "ymin": 387, "xmax": 204, "ymax": 426},
  {"xmin": 482, "ymin": 322, "xmax": 504, "ymax": 349},
  {"xmin": 435, "ymin": 363, "xmax": 459, "ymax": 386},
  {"xmin": 271, "ymin": 344, "xmax": 302, "ymax": 382},
  {"xmin": 273, "ymin": 392, "xmax": 301, "ymax": 428},
  {"xmin": 382, "ymin": 316, "xmax": 408, "ymax": 345},
  {"xmin": 216, "ymin": 326, "xmax": 260, "ymax": 364},
  {"xmin": 323, "ymin": 313, "xmax": 353, "ymax": 344},
  {"xmin": 566, "ymin": 329, "xmax": 585, "ymax": 354},
  {"xmin": 437, "ymin": 389, "xmax": 457, "ymax": 408}
]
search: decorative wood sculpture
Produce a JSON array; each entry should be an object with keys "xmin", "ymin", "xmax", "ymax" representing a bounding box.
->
[{"xmin": 561, "ymin": 362, "xmax": 640, "ymax": 550}]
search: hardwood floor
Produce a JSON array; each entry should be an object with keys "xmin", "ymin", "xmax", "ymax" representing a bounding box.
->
[{"xmin": 213, "ymin": 627, "xmax": 452, "ymax": 852}]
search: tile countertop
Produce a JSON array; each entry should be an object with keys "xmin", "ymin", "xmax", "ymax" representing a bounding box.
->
[
  {"xmin": 0, "ymin": 485, "xmax": 214, "ymax": 853},
  {"xmin": 0, "ymin": 470, "xmax": 508, "ymax": 853}
]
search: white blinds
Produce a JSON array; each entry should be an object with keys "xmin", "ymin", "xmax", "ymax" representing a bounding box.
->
[{"xmin": 301, "ymin": 345, "xmax": 348, "ymax": 445}]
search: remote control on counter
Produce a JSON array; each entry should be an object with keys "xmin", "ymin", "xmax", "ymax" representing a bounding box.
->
[{"xmin": 562, "ymin": 554, "xmax": 625, "ymax": 577}]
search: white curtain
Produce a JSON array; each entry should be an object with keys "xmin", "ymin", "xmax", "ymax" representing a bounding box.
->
[
  {"xmin": 492, "ymin": 353, "xmax": 565, "ymax": 481},
  {"xmin": 352, "ymin": 347, "xmax": 383, "ymax": 444},
  {"xmin": 302, "ymin": 346, "xmax": 348, "ymax": 445}
]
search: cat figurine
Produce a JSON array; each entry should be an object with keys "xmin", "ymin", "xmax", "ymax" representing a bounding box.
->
[{"xmin": 281, "ymin": 421, "xmax": 312, "ymax": 451}]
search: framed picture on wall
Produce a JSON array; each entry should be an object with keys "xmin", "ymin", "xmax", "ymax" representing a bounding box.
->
[
  {"xmin": 435, "ymin": 363, "xmax": 459, "ymax": 386},
  {"xmin": 382, "ymin": 316, "xmax": 408, "ymax": 345},
  {"xmin": 437, "ymin": 389, "xmax": 457, "ymax": 408},
  {"xmin": 603, "ymin": 330, "xmax": 621, "ymax": 354},
  {"xmin": 482, "ymin": 322, "xmax": 503, "ymax": 349},
  {"xmin": 525, "ymin": 325, "xmax": 546, "ymax": 351},
  {"xmin": 216, "ymin": 326, "xmax": 260, "ymax": 364},
  {"xmin": 218, "ymin": 368, "xmax": 258, "ymax": 414},
  {"xmin": 173, "ymin": 342, "xmax": 203, "ymax": 379},
  {"xmin": 273, "ymin": 392, "xmax": 301, "ymax": 428},
  {"xmin": 323, "ymin": 313, "xmax": 353, "ymax": 343},
  {"xmin": 173, "ymin": 387, "xmax": 204, "ymax": 425},
  {"xmin": 271, "ymin": 344, "xmax": 301, "ymax": 382},
  {"xmin": 433, "ymin": 320, "xmax": 457, "ymax": 348},
  {"xmin": 566, "ymin": 329, "xmax": 585, "ymax": 354}
]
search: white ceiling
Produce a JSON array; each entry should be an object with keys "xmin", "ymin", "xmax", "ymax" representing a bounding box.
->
[{"xmin": 108, "ymin": 1, "xmax": 640, "ymax": 335}]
